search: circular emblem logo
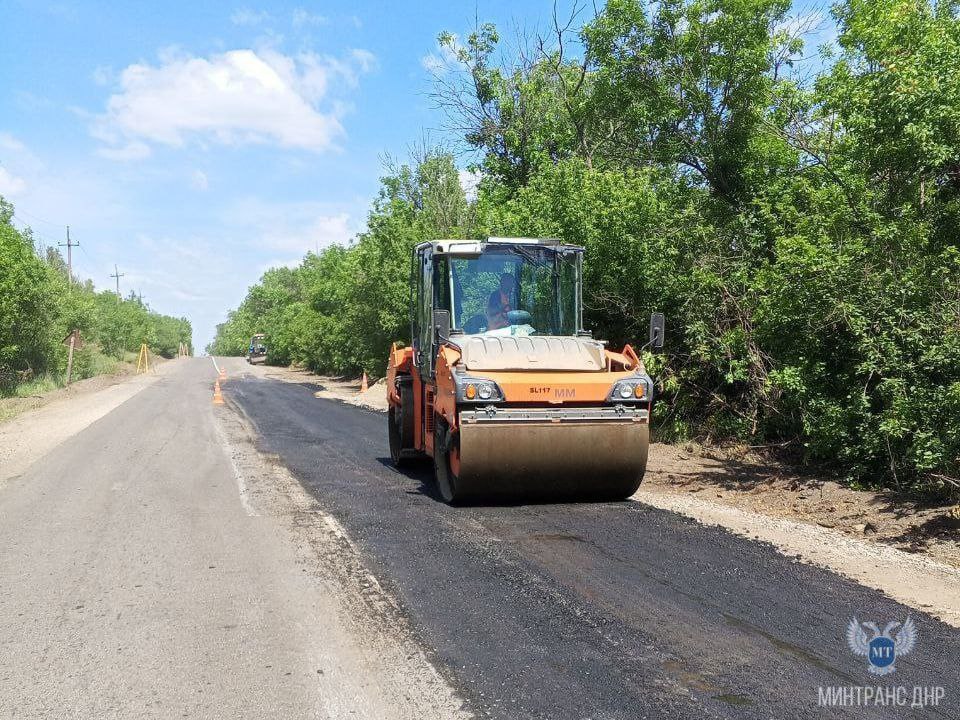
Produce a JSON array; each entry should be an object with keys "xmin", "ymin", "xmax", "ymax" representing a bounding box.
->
[{"xmin": 869, "ymin": 636, "xmax": 895, "ymax": 668}]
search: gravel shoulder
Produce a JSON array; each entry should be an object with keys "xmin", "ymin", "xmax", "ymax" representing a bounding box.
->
[{"xmin": 643, "ymin": 442, "xmax": 960, "ymax": 569}]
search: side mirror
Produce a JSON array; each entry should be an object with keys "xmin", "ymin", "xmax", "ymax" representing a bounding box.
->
[
  {"xmin": 649, "ymin": 312, "xmax": 665, "ymax": 351},
  {"xmin": 434, "ymin": 309, "xmax": 451, "ymax": 341}
]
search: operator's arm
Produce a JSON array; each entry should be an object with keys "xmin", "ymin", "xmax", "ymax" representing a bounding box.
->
[{"xmin": 487, "ymin": 290, "xmax": 508, "ymax": 330}]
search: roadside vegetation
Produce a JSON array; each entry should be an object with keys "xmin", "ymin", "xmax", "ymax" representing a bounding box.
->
[
  {"xmin": 0, "ymin": 198, "xmax": 192, "ymax": 395},
  {"xmin": 210, "ymin": 0, "xmax": 960, "ymax": 499}
]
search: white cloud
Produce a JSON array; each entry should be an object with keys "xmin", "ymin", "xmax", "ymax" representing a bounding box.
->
[
  {"xmin": 261, "ymin": 211, "xmax": 353, "ymax": 253},
  {"xmin": 191, "ymin": 169, "xmax": 209, "ymax": 191},
  {"xmin": 421, "ymin": 34, "xmax": 462, "ymax": 76},
  {"xmin": 92, "ymin": 65, "xmax": 114, "ymax": 86},
  {"xmin": 14, "ymin": 91, "xmax": 55, "ymax": 112},
  {"xmin": 315, "ymin": 49, "xmax": 378, "ymax": 91},
  {"xmin": 0, "ymin": 166, "xmax": 26, "ymax": 197},
  {"xmin": 223, "ymin": 197, "xmax": 359, "ymax": 255},
  {"xmin": 350, "ymin": 49, "xmax": 377, "ymax": 74},
  {"xmin": 420, "ymin": 54, "xmax": 446, "ymax": 74},
  {"xmin": 97, "ymin": 141, "xmax": 151, "ymax": 161},
  {"xmin": 0, "ymin": 135, "xmax": 125, "ymax": 234},
  {"xmin": 0, "ymin": 134, "xmax": 32, "ymax": 197},
  {"xmin": 231, "ymin": 8, "xmax": 270, "ymax": 26},
  {"xmin": 0, "ymin": 133, "xmax": 27, "ymax": 153},
  {"xmin": 292, "ymin": 8, "xmax": 327, "ymax": 27},
  {"xmin": 93, "ymin": 48, "xmax": 375, "ymax": 157}
]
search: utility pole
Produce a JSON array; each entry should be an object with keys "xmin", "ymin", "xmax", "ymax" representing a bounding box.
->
[
  {"xmin": 110, "ymin": 264, "xmax": 125, "ymax": 303},
  {"xmin": 59, "ymin": 226, "xmax": 79, "ymax": 282}
]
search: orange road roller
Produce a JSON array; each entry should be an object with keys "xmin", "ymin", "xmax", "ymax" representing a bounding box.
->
[{"xmin": 386, "ymin": 237, "xmax": 663, "ymax": 503}]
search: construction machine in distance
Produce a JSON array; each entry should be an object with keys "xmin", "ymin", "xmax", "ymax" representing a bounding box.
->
[
  {"xmin": 386, "ymin": 237, "xmax": 664, "ymax": 503},
  {"xmin": 247, "ymin": 334, "xmax": 267, "ymax": 365}
]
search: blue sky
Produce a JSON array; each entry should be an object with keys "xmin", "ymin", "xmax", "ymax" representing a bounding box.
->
[{"xmin": 0, "ymin": 1, "xmax": 833, "ymax": 350}]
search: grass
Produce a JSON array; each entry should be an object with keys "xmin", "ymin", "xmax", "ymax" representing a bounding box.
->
[
  {"xmin": 85, "ymin": 350, "xmax": 120, "ymax": 378},
  {"xmin": 0, "ymin": 374, "xmax": 62, "ymax": 424},
  {"xmin": 0, "ymin": 345, "xmax": 131, "ymax": 425},
  {"xmin": 12, "ymin": 374, "xmax": 61, "ymax": 397}
]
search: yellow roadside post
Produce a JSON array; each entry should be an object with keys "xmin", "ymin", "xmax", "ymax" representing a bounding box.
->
[{"xmin": 136, "ymin": 343, "xmax": 151, "ymax": 374}]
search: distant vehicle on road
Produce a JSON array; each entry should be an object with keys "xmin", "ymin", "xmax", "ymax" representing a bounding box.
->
[
  {"xmin": 386, "ymin": 237, "xmax": 664, "ymax": 503},
  {"xmin": 247, "ymin": 334, "xmax": 267, "ymax": 365}
]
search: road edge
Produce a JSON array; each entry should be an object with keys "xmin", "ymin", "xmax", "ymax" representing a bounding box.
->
[{"xmin": 634, "ymin": 489, "xmax": 960, "ymax": 628}]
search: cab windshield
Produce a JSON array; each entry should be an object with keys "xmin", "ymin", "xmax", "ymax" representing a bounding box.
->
[{"xmin": 436, "ymin": 245, "xmax": 582, "ymax": 337}]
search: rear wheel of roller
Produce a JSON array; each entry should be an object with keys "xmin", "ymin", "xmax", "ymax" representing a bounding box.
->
[
  {"xmin": 388, "ymin": 406, "xmax": 404, "ymax": 466},
  {"xmin": 434, "ymin": 420, "xmax": 465, "ymax": 504},
  {"xmin": 388, "ymin": 381, "xmax": 415, "ymax": 467}
]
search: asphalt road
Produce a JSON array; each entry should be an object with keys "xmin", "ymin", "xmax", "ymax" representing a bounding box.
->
[
  {"xmin": 0, "ymin": 359, "xmax": 462, "ymax": 719},
  {"xmin": 227, "ymin": 371, "xmax": 960, "ymax": 720}
]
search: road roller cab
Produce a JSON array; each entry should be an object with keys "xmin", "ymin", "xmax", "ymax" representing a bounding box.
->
[
  {"xmin": 247, "ymin": 334, "xmax": 267, "ymax": 365},
  {"xmin": 386, "ymin": 238, "xmax": 663, "ymax": 503}
]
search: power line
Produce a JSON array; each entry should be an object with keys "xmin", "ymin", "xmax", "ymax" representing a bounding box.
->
[
  {"xmin": 10, "ymin": 213, "xmax": 143, "ymax": 301},
  {"xmin": 8, "ymin": 205, "xmax": 64, "ymax": 229},
  {"xmin": 12, "ymin": 217, "xmax": 102, "ymax": 282},
  {"xmin": 9, "ymin": 214, "xmax": 51, "ymax": 255},
  {"xmin": 11, "ymin": 209, "xmax": 100, "ymax": 261}
]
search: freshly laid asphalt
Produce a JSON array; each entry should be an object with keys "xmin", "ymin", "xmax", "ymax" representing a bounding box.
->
[{"xmin": 228, "ymin": 373, "xmax": 960, "ymax": 720}]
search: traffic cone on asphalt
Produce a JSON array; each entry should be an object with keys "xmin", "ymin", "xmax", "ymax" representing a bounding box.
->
[
  {"xmin": 219, "ymin": 367, "xmax": 227, "ymax": 382},
  {"xmin": 360, "ymin": 372, "xmax": 368, "ymax": 393},
  {"xmin": 213, "ymin": 379, "xmax": 225, "ymax": 405}
]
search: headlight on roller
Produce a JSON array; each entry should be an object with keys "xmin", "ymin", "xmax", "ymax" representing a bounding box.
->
[
  {"xmin": 607, "ymin": 375, "xmax": 653, "ymax": 403},
  {"xmin": 455, "ymin": 375, "xmax": 504, "ymax": 403}
]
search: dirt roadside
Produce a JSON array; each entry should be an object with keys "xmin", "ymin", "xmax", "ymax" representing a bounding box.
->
[{"xmin": 644, "ymin": 443, "xmax": 960, "ymax": 567}]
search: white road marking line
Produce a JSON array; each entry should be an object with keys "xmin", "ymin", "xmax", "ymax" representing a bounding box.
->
[
  {"xmin": 212, "ymin": 412, "xmax": 259, "ymax": 518},
  {"xmin": 211, "ymin": 356, "xmax": 222, "ymax": 375},
  {"xmin": 319, "ymin": 512, "xmax": 400, "ymax": 612}
]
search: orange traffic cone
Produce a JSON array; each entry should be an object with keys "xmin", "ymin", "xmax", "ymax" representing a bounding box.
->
[
  {"xmin": 219, "ymin": 367, "xmax": 227, "ymax": 381},
  {"xmin": 360, "ymin": 372, "xmax": 368, "ymax": 393},
  {"xmin": 213, "ymin": 379, "xmax": 225, "ymax": 405}
]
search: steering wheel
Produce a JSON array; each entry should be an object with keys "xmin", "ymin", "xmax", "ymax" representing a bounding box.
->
[{"xmin": 506, "ymin": 310, "xmax": 532, "ymax": 325}]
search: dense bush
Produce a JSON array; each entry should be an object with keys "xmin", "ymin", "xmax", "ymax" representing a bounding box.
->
[
  {"xmin": 212, "ymin": 0, "xmax": 960, "ymax": 497},
  {"xmin": 0, "ymin": 198, "xmax": 192, "ymax": 392}
]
